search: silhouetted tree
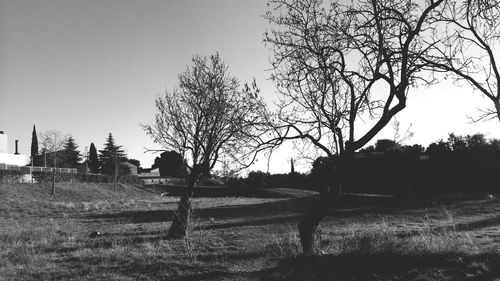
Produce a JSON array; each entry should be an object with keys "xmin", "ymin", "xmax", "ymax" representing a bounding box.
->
[
  {"xmin": 99, "ymin": 134, "xmax": 129, "ymax": 191},
  {"xmin": 310, "ymin": 157, "xmax": 339, "ymax": 195},
  {"xmin": 489, "ymin": 139, "xmax": 500, "ymax": 151},
  {"xmin": 359, "ymin": 145, "xmax": 376, "ymax": 155},
  {"xmin": 264, "ymin": 0, "xmax": 445, "ymax": 253},
  {"xmin": 88, "ymin": 143, "xmax": 100, "ymax": 174},
  {"xmin": 30, "ymin": 125, "xmax": 39, "ymax": 165},
  {"xmin": 401, "ymin": 144, "xmax": 425, "ymax": 159},
  {"xmin": 426, "ymin": 140, "xmax": 451, "ymax": 159},
  {"xmin": 155, "ymin": 151, "xmax": 187, "ymax": 178},
  {"xmin": 465, "ymin": 133, "xmax": 488, "ymax": 151},
  {"xmin": 99, "ymin": 134, "xmax": 128, "ymax": 173},
  {"xmin": 375, "ymin": 139, "xmax": 401, "ymax": 153},
  {"xmin": 143, "ymin": 53, "xmax": 269, "ymax": 238},
  {"xmin": 246, "ymin": 171, "xmax": 270, "ymax": 188},
  {"xmin": 423, "ymin": 133, "xmax": 500, "ymax": 193},
  {"xmin": 448, "ymin": 133, "xmax": 467, "ymax": 152},
  {"xmin": 60, "ymin": 136, "xmax": 81, "ymax": 168}
]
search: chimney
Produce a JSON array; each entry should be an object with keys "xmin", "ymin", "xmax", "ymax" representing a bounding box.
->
[
  {"xmin": 0, "ymin": 131, "xmax": 7, "ymax": 153},
  {"xmin": 15, "ymin": 140, "xmax": 19, "ymax": 155}
]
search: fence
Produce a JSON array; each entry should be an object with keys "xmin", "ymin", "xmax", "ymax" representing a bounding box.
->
[
  {"xmin": 0, "ymin": 163, "xmax": 77, "ymax": 174},
  {"xmin": 0, "ymin": 163, "xmax": 140, "ymax": 185}
]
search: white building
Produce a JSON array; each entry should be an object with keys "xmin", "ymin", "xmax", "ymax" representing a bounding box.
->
[
  {"xmin": 137, "ymin": 168, "xmax": 184, "ymax": 185},
  {"xmin": 0, "ymin": 131, "xmax": 28, "ymax": 166}
]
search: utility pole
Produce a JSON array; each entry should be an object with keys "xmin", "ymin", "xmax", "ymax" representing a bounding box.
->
[
  {"xmin": 30, "ymin": 156, "xmax": 34, "ymax": 183},
  {"xmin": 112, "ymin": 150, "xmax": 118, "ymax": 192},
  {"xmin": 52, "ymin": 151, "xmax": 57, "ymax": 196},
  {"xmin": 84, "ymin": 146, "xmax": 89, "ymax": 174}
]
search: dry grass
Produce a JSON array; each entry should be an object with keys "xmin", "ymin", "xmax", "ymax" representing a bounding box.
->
[
  {"xmin": 327, "ymin": 216, "xmax": 487, "ymax": 256},
  {"xmin": 267, "ymin": 210, "xmax": 493, "ymax": 258},
  {"xmin": 2, "ymin": 183, "xmax": 500, "ymax": 280}
]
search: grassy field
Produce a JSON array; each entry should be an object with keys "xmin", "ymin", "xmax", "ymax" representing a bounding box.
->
[{"xmin": 1, "ymin": 183, "xmax": 500, "ymax": 280}]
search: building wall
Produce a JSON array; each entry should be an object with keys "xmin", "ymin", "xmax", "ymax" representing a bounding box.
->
[
  {"xmin": 0, "ymin": 134, "xmax": 7, "ymax": 154},
  {"xmin": 0, "ymin": 153, "xmax": 28, "ymax": 166}
]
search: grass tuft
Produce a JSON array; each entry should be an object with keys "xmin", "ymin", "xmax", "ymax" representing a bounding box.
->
[{"xmin": 267, "ymin": 211, "xmax": 493, "ymax": 258}]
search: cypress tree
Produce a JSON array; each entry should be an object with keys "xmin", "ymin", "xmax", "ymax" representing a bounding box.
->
[
  {"xmin": 88, "ymin": 143, "xmax": 100, "ymax": 174},
  {"xmin": 30, "ymin": 125, "xmax": 39, "ymax": 165}
]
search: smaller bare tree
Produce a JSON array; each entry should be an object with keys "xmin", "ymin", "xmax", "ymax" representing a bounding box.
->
[
  {"xmin": 144, "ymin": 53, "xmax": 270, "ymax": 238},
  {"xmin": 40, "ymin": 129, "xmax": 68, "ymax": 195}
]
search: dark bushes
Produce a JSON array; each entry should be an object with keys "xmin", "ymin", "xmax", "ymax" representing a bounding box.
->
[{"xmin": 231, "ymin": 134, "xmax": 500, "ymax": 197}]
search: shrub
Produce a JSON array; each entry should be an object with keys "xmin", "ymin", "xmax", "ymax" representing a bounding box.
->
[{"xmin": 0, "ymin": 170, "xmax": 25, "ymax": 183}]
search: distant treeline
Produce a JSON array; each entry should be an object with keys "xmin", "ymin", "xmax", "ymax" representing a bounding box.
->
[{"xmin": 227, "ymin": 133, "xmax": 500, "ymax": 196}]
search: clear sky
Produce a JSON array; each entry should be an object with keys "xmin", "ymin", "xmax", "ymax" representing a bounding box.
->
[{"xmin": 1, "ymin": 0, "xmax": 499, "ymax": 174}]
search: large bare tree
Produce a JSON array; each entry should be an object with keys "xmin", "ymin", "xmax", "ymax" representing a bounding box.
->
[
  {"xmin": 40, "ymin": 129, "xmax": 67, "ymax": 168},
  {"xmin": 264, "ymin": 0, "xmax": 445, "ymax": 254},
  {"xmin": 144, "ymin": 53, "xmax": 269, "ymax": 238},
  {"xmin": 422, "ymin": 0, "xmax": 500, "ymax": 122}
]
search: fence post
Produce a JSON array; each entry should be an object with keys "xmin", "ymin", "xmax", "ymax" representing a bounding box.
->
[{"xmin": 52, "ymin": 169, "xmax": 56, "ymax": 196}]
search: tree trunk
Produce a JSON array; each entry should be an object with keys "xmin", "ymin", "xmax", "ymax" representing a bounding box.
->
[
  {"xmin": 52, "ymin": 170, "xmax": 56, "ymax": 196},
  {"xmin": 298, "ymin": 154, "xmax": 347, "ymax": 255},
  {"xmin": 52, "ymin": 154, "xmax": 56, "ymax": 195},
  {"xmin": 168, "ymin": 174, "xmax": 197, "ymax": 238},
  {"xmin": 113, "ymin": 164, "xmax": 118, "ymax": 191},
  {"xmin": 298, "ymin": 187, "xmax": 338, "ymax": 254}
]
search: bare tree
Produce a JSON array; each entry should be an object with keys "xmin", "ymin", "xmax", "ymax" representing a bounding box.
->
[
  {"xmin": 423, "ymin": 0, "xmax": 500, "ymax": 122},
  {"xmin": 40, "ymin": 129, "xmax": 68, "ymax": 195},
  {"xmin": 143, "ymin": 53, "xmax": 270, "ymax": 238},
  {"xmin": 40, "ymin": 129, "xmax": 67, "ymax": 166},
  {"xmin": 264, "ymin": 0, "xmax": 444, "ymax": 254}
]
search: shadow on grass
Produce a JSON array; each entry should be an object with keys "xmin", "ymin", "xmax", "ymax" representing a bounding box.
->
[
  {"xmin": 57, "ymin": 251, "xmax": 500, "ymax": 281},
  {"xmin": 259, "ymin": 252, "xmax": 500, "ymax": 281},
  {"xmin": 84, "ymin": 194, "xmax": 470, "ymax": 231},
  {"xmin": 85, "ymin": 195, "xmax": 500, "ymax": 244},
  {"xmin": 86, "ymin": 197, "xmax": 315, "ymax": 224},
  {"xmin": 85, "ymin": 194, "xmax": 421, "ymax": 224},
  {"xmin": 60, "ymin": 250, "xmax": 266, "ymax": 281},
  {"xmin": 147, "ymin": 185, "xmax": 292, "ymax": 198},
  {"xmin": 455, "ymin": 215, "xmax": 500, "ymax": 232}
]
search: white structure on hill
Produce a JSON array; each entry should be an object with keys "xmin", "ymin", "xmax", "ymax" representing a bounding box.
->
[
  {"xmin": 137, "ymin": 168, "xmax": 184, "ymax": 185},
  {"xmin": 0, "ymin": 131, "xmax": 28, "ymax": 166}
]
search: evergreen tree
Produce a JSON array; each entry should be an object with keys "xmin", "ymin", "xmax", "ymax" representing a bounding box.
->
[
  {"xmin": 88, "ymin": 143, "xmax": 100, "ymax": 174},
  {"xmin": 99, "ymin": 133, "xmax": 128, "ymax": 175},
  {"xmin": 157, "ymin": 151, "xmax": 187, "ymax": 178},
  {"xmin": 61, "ymin": 136, "xmax": 81, "ymax": 168},
  {"xmin": 30, "ymin": 125, "xmax": 39, "ymax": 165}
]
